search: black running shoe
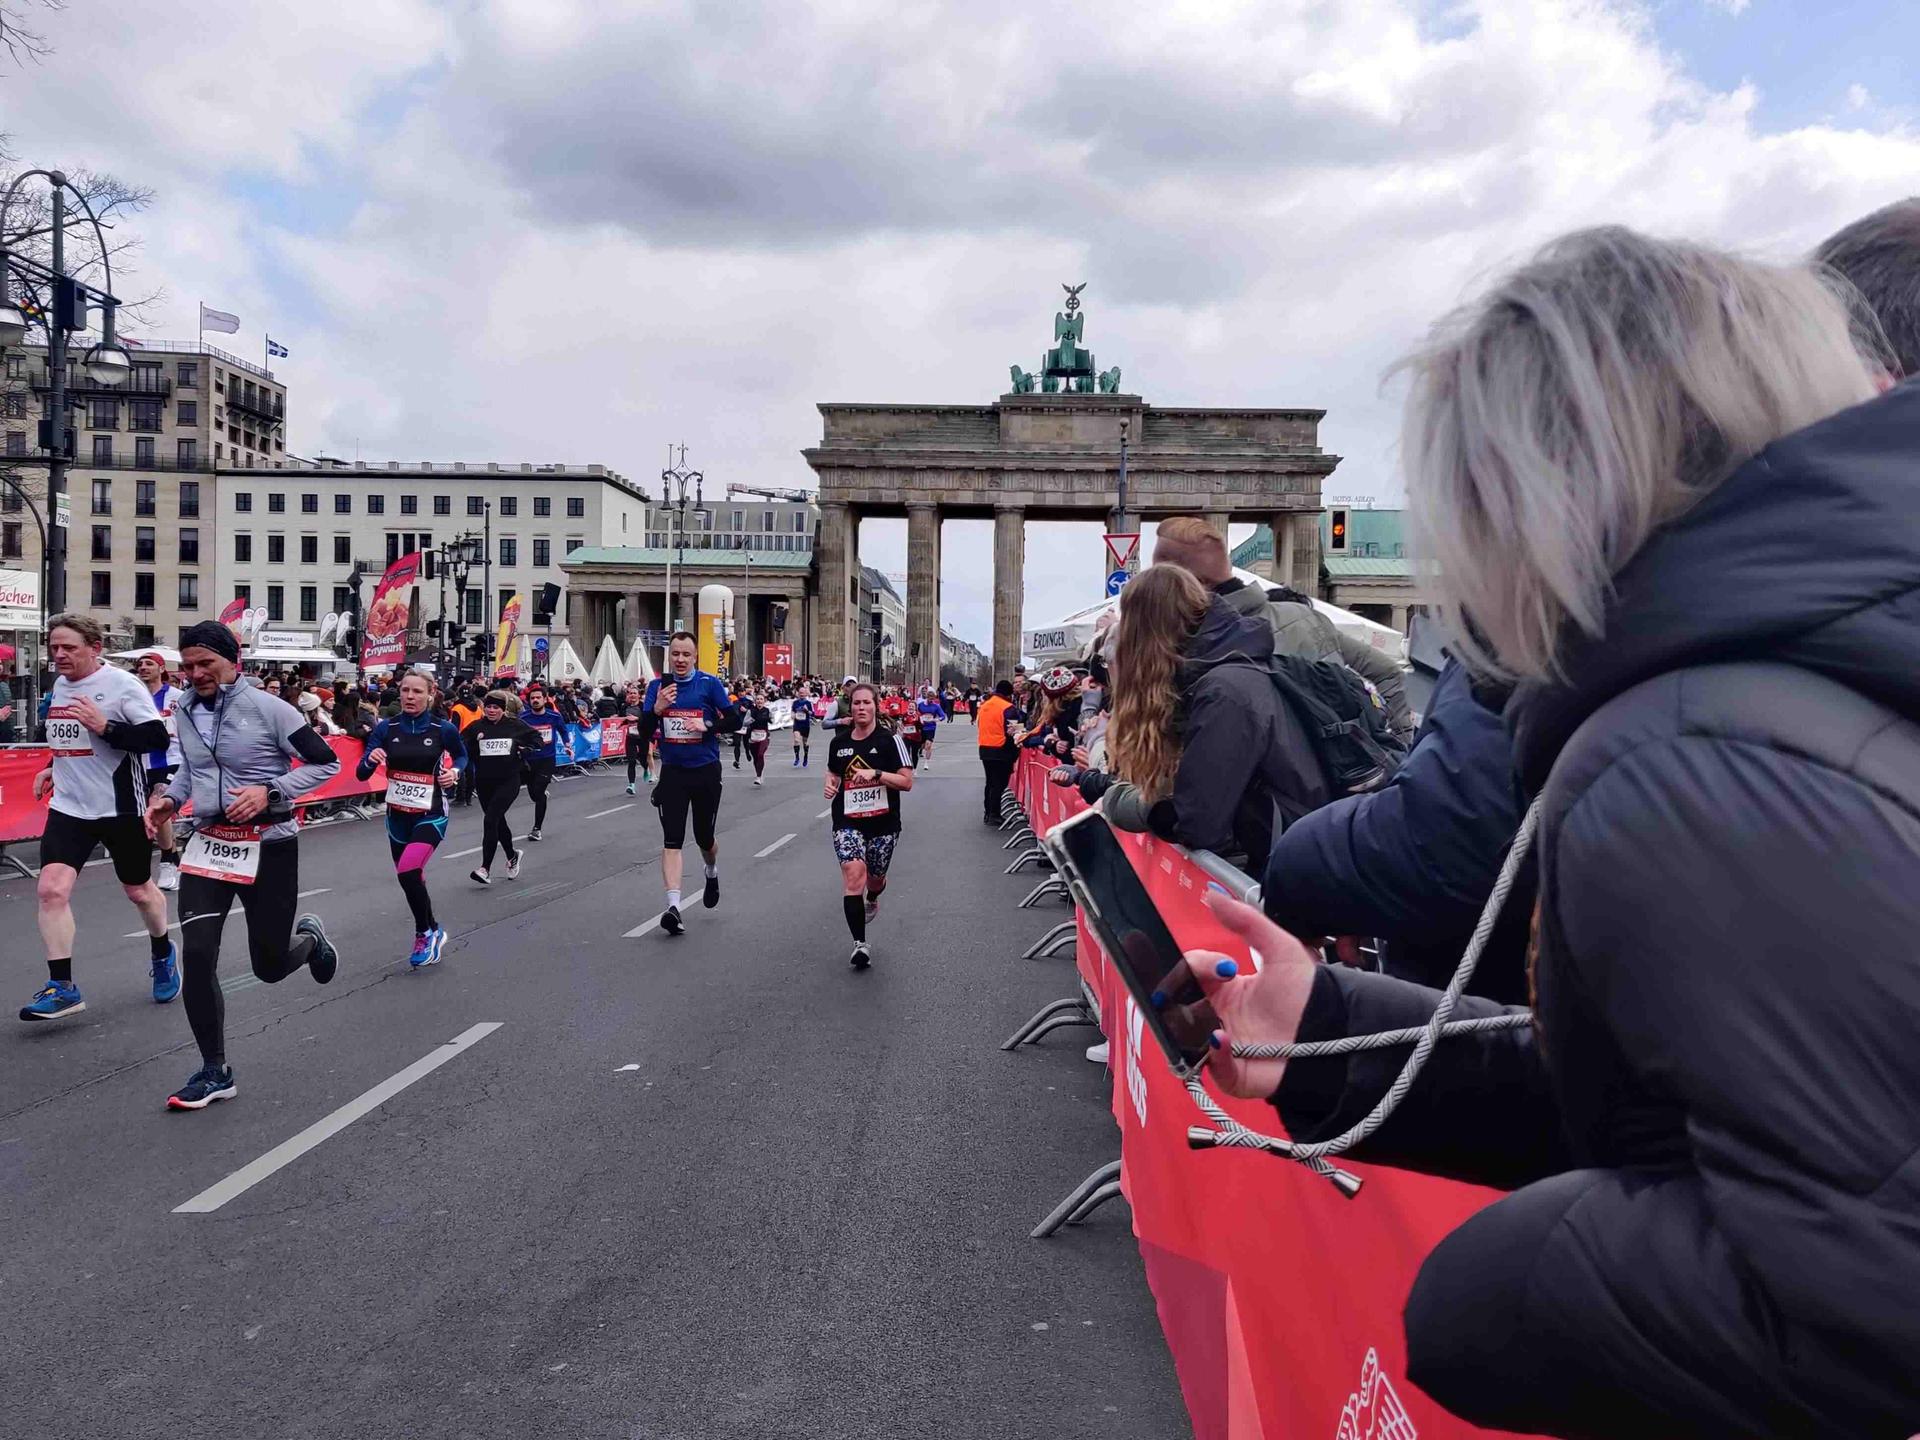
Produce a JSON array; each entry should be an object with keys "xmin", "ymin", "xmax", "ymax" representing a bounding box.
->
[
  {"xmin": 296, "ymin": 913, "xmax": 337, "ymax": 985},
  {"xmin": 167, "ymin": 1064, "xmax": 237, "ymax": 1111},
  {"xmin": 849, "ymin": 943, "xmax": 871, "ymax": 971},
  {"xmin": 703, "ymin": 874, "xmax": 720, "ymax": 909},
  {"xmin": 470, "ymin": 868, "xmax": 492, "ymax": 886},
  {"xmin": 660, "ymin": 905, "xmax": 684, "ymax": 936}
]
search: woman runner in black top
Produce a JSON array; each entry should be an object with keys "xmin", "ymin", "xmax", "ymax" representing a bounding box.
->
[
  {"xmin": 744, "ymin": 695, "xmax": 774, "ymax": 785},
  {"xmin": 460, "ymin": 689, "xmax": 540, "ymax": 884},
  {"xmin": 823, "ymin": 682, "xmax": 913, "ymax": 970}
]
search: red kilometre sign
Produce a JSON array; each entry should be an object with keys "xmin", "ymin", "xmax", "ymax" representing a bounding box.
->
[
  {"xmin": 1104, "ymin": 532, "xmax": 1141, "ymax": 574},
  {"xmin": 762, "ymin": 643, "xmax": 794, "ymax": 682}
]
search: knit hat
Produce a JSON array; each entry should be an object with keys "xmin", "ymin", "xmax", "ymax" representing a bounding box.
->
[
  {"xmin": 1034, "ymin": 665, "xmax": 1079, "ymax": 697},
  {"xmin": 178, "ymin": 621, "xmax": 240, "ymax": 664},
  {"xmin": 298, "ymin": 692, "xmax": 322, "ymax": 713}
]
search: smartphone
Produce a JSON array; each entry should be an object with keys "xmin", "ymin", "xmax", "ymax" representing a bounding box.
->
[{"xmin": 1042, "ymin": 807, "xmax": 1218, "ymax": 1078}]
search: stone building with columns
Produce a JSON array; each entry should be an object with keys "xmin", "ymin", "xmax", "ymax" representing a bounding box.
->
[{"xmin": 802, "ymin": 393, "xmax": 1338, "ymax": 685}]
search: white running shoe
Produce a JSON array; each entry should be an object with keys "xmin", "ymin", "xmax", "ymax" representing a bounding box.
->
[
  {"xmin": 469, "ymin": 868, "xmax": 491, "ymax": 886},
  {"xmin": 156, "ymin": 861, "xmax": 179, "ymax": 892},
  {"xmin": 506, "ymin": 853, "xmax": 522, "ymax": 880},
  {"xmin": 753, "ymin": 777, "xmax": 763, "ymax": 786},
  {"xmin": 1085, "ymin": 1040, "xmax": 1110, "ymax": 1065},
  {"xmin": 864, "ymin": 894, "xmax": 880, "ymax": 924}
]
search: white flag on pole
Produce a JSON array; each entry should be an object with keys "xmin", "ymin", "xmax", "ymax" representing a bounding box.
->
[{"xmin": 199, "ymin": 303, "xmax": 240, "ymax": 334}]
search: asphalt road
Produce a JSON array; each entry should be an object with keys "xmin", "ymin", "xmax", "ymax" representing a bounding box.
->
[{"xmin": 0, "ymin": 733, "xmax": 1187, "ymax": 1440}]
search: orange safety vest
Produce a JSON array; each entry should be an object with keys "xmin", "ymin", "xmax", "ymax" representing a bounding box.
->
[{"xmin": 976, "ymin": 695, "xmax": 1011, "ymax": 748}]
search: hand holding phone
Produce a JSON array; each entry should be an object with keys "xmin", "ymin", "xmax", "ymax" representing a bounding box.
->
[{"xmin": 1176, "ymin": 892, "xmax": 1320, "ymax": 1099}]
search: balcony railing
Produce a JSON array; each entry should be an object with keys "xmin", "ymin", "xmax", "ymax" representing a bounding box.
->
[
  {"xmin": 27, "ymin": 368, "xmax": 174, "ymax": 399},
  {"xmin": 5, "ymin": 451, "xmax": 216, "ymax": 475},
  {"xmin": 225, "ymin": 388, "xmax": 285, "ymax": 426}
]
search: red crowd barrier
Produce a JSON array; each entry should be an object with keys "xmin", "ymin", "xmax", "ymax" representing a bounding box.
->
[{"xmin": 1011, "ymin": 752, "xmax": 1507, "ymax": 1440}]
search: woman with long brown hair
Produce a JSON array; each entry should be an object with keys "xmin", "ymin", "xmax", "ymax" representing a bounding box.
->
[{"xmin": 1101, "ymin": 563, "xmax": 1326, "ymax": 869}]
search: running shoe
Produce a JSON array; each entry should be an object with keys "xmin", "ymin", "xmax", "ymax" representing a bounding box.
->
[
  {"xmin": 792, "ymin": 755, "xmax": 800, "ymax": 767},
  {"xmin": 470, "ymin": 867, "xmax": 492, "ymax": 886},
  {"xmin": 151, "ymin": 943, "xmax": 181, "ymax": 1004},
  {"xmin": 753, "ymin": 777, "xmax": 763, "ymax": 786},
  {"xmin": 167, "ymin": 1064, "xmax": 237, "ymax": 1110},
  {"xmin": 703, "ymin": 874, "xmax": 720, "ymax": 909},
  {"xmin": 156, "ymin": 860, "xmax": 180, "ymax": 892},
  {"xmin": 849, "ymin": 943, "xmax": 871, "ymax": 971},
  {"xmin": 528, "ymin": 828, "xmax": 543, "ymax": 842},
  {"xmin": 660, "ymin": 905, "xmax": 684, "ymax": 936},
  {"xmin": 423, "ymin": 926, "xmax": 447, "ymax": 966},
  {"xmin": 19, "ymin": 979, "xmax": 84, "ymax": 1022},
  {"xmin": 626, "ymin": 783, "xmax": 636, "ymax": 795},
  {"xmin": 506, "ymin": 853, "xmax": 522, "ymax": 880},
  {"xmin": 297, "ymin": 913, "xmax": 337, "ymax": 985},
  {"xmin": 1085, "ymin": 1040, "xmax": 1110, "ymax": 1065},
  {"xmin": 864, "ymin": 894, "xmax": 880, "ymax": 925}
]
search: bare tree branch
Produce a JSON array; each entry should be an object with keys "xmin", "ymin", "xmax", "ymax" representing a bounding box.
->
[{"xmin": 0, "ymin": 0, "xmax": 62, "ymax": 71}]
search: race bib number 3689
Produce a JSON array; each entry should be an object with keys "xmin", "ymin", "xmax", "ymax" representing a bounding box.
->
[{"xmin": 45, "ymin": 707, "xmax": 89, "ymax": 757}]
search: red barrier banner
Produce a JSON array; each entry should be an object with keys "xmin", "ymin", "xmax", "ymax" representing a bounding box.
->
[
  {"xmin": 0, "ymin": 746, "xmax": 52, "ymax": 845},
  {"xmin": 601, "ymin": 716, "xmax": 629, "ymax": 755},
  {"xmin": 1013, "ymin": 753, "xmax": 1507, "ymax": 1440}
]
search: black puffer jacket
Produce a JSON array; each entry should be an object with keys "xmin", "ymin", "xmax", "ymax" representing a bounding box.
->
[
  {"xmin": 1275, "ymin": 383, "xmax": 1920, "ymax": 1438},
  {"xmin": 1104, "ymin": 596, "xmax": 1328, "ymax": 869}
]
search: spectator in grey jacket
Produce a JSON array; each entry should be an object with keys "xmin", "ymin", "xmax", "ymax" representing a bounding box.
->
[
  {"xmin": 1179, "ymin": 228, "xmax": 1917, "ymax": 1439},
  {"xmin": 1152, "ymin": 515, "xmax": 1413, "ymax": 736}
]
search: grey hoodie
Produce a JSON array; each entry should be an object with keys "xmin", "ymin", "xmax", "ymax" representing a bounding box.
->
[
  {"xmin": 1216, "ymin": 578, "xmax": 1414, "ymax": 735},
  {"xmin": 165, "ymin": 679, "xmax": 340, "ymax": 842}
]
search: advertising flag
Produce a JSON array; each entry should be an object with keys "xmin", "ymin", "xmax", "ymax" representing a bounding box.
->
[
  {"xmin": 199, "ymin": 303, "xmax": 241, "ymax": 335},
  {"xmin": 217, "ymin": 596, "xmax": 247, "ymax": 637},
  {"xmin": 360, "ymin": 552, "xmax": 422, "ymax": 668},
  {"xmin": 494, "ymin": 593, "xmax": 524, "ymax": 679}
]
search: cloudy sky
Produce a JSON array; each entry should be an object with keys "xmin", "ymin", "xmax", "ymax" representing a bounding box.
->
[{"xmin": 5, "ymin": 0, "xmax": 1915, "ymax": 649}]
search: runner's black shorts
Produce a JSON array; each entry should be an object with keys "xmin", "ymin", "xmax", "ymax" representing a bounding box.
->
[
  {"xmin": 40, "ymin": 808, "xmax": 153, "ymax": 884},
  {"xmin": 654, "ymin": 761, "xmax": 722, "ymax": 850}
]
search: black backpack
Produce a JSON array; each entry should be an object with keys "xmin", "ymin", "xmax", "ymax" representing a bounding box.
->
[{"xmin": 1265, "ymin": 653, "xmax": 1407, "ymax": 798}]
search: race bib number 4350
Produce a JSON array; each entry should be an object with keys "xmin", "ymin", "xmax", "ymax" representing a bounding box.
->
[
  {"xmin": 181, "ymin": 823, "xmax": 264, "ymax": 885},
  {"xmin": 45, "ymin": 707, "xmax": 90, "ymax": 757}
]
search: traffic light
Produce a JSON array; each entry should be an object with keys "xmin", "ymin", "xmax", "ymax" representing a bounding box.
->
[{"xmin": 1328, "ymin": 507, "xmax": 1350, "ymax": 554}]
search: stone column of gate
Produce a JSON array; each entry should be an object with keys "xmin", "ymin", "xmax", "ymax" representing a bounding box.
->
[
  {"xmin": 1203, "ymin": 511, "xmax": 1232, "ymax": 544},
  {"xmin": 992, "ymin": 504, "xmax": 1025, "ymax": 679},
  {"xmin": 815, "ymin": 502, "xmax": 853, "ymax": 682},
  {"xmin": 1288, "ymin": 512, "xmax": 1322, "ymax": 598},
  {"xmin": 905, "ymin": 502, "xmax": 941, "ymax": 692}
]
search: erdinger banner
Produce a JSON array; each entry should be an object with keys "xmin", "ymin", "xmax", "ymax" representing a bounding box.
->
[
  {"xmin": 217, "ymin": 596, "xmax": 247, "ymax": 637},
  {"xmin": 360, "ymin": 553, "xmax": 422, "ymax": 668},
  {"xmin": 1012, "ymin": 753, "xmax": 1508, "ymax": 1440},
  {"xmin": 495, "ymin": 594, "xmax": 524, "ymax": 680}
]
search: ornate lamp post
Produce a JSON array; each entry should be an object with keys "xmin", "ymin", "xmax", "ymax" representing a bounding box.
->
[{"xmin": 659, "ymin": 444, "xmax": 706, "ymax": 654}]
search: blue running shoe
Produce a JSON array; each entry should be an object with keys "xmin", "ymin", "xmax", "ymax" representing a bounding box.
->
[
  {"xmin": 409, "ymin": 927, "xmax": 445, "ymax": 969},
  {"xmin": 167, "ymin": 1064, "xmax": 236, "ymax": 1110},
  {"xmin": 151, "ymin": 942, "xmax": 181, "ymax": 1004},
  {"xmin": 20, "ymin": 979, "xmax": 85, "ymax": 1022}
]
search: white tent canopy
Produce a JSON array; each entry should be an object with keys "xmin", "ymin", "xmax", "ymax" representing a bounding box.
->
[
  {"xmin": 1021, "ymin": 567, "xmax": 1406, "ymax": 665},
  {"xmin": 587, "ymin": 634, "xmax": 624, "ymax": 687},
  {"xmin": 622, "ymin": 639, "xmax": 656, "ymax": 685},
  {"xmin": 546, "ymin": 638, "xmax": 592, "ymax": 683}
]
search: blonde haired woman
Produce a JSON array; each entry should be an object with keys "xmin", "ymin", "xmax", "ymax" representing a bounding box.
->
[
  {"xmin": 1179, "ymin": 227, "xmax": 1917, "ymax": 1437},
  {"xmin": 1099, "ymin": 563, "xmax": 1326, "ymax": 869}
]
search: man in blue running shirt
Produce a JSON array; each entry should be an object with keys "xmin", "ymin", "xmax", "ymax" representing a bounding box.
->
[{"xmin": 642, "ymin": 631, "xmax": 732, "ymax": 935}]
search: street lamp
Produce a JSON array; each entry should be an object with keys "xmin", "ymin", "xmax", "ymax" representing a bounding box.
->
[
  {"xmin": 660, "ymin": 443, "xmax": 705, "ymax": 656},
  {"xmin": 0, "ymin": 300, "xmax": 26, "ymax": 347},
  {"xmin": 82, "ymin": 339, "xmax": 132, "ymax": 386}
]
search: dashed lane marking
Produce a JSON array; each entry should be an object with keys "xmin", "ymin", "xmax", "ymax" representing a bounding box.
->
[
  {"xmin": 585, "ymin": 803, "xmax": 636, "ymax": 820},
  {"xmin": 816, "ymin": 807, "xmax": 833, "ymax": 819},
  {"xmin": 128, "ymin": 888, "xmax": 331, "ymax": 938},
  {"xmin": 754, "ymin": 833, "xmax": 796, "ymax": 859}
]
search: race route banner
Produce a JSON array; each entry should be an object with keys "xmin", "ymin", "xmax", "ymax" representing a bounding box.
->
[
  {"xmin": 495, "ymin": 593, "xmax": 524, "ymax": 680},
  {"xmin": 1011, "ymin": 751, "xmax": 1507, "ymax": 1440},
  {"xmin": 360, "ymin": 553, "xmax": 422, "ymax": 669},
  {"xmin": 217, "ymin": 596, "xmax": 247, "ymax": 637},
  {"xmin": 762, "ymin": 643, "xmax": 793, "ymax": 683}
]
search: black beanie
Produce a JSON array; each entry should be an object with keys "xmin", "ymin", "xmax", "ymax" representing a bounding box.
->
[{"xmin": 179, "ymin": 621, "xmax": 241, "ymax": 664}]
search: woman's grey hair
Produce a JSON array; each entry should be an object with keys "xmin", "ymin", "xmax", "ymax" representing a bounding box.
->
[
  {"xmin": 1814, "ymin": 196, "xmax": 1920, "ymax": 379},
  {"xmin": 1398, "ymin": 226, "xmax": 1885, "ymax": 682}
]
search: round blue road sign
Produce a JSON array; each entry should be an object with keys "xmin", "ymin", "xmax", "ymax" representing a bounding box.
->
[
  {"xmin": 1105, "ymin": 569, "xmax": 1129, "ymax": 597},
  {"xmin": 533, "ymin": 637, "xmax": 550, "ymax": 653}
]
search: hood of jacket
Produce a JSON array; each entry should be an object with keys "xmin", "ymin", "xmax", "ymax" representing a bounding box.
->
[
  {"xmin": 1178, "ymin": 594, "xmax": 1275, "ymax": 688},
  {"xmin": 1509, "ymin": 381, "xmax": 1920, "ymax": 790}
]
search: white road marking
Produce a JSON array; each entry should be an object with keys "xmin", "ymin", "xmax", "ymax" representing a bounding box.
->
[
  {"xmin": 816, "ymin": 807, "xmax": 833, "ymax": 819},
  {"xmin": 585, "ymin": 803, "xmax": 635, "ymax": 820},
  {"xmin": 126, "ymin": 889, "xmax": 329, "ymax": 940},
  {"xmin": 446, "ymin": 845, "xmax": 483, "ymax": 860},
  {"xmin": 624, "ymin": 916, "xmax": 661, "ymax": 938},
  {"xmin": 616, "ymin": 1063, "xmax": 640, "ymax": 1072},
  {"xmin": 172, "ymin": 1022, "xmax": 504, "ymax": 1214},
  {"xmin": 754, "ymin": 833, "xmax": 795, "ymax": 859}
]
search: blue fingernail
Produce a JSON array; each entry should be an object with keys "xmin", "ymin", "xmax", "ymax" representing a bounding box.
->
[
  {"xmin": 1149, "ymin": 990, "xmax": 1167, "ymax": 1009},
  {"xmin": 1214, "ymin": 959, "xmax": 1238, "ymax": 979},
  {"xmin": 1208, "ymin": 1033, "xmax": 1222, "ymax": 1050}
]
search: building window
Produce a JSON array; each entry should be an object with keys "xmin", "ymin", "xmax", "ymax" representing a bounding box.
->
[
  {"xmin": 177, "ymin": 362, "xmax": 198, "ymax": 388},
  {"xmin": 498, "ymin": 496, "xmax": 516, "ymax": 518},
  {"xmin": 386, "ymin": 533, "xmax": 400, "ymax": 566},
  {"xmin": 234, "ymin": 534, "xmax": 252, "ymax": 563},
  {"xmin": 730, "ymin": 510, "xmax": 743, "ymax": 532},
  {"xmin": 267, "ymin": 535, "xmax": 285, "ymax": 564},
  {"xmin": 417, "ymin": 532, "xmax": 432, "ymax": 554},
  {"xmin": 234, "ymin": 583, "xmax": 249, "ymax": 606},
  {"xmin": 300, "ymin": 585, "xmax": 317, "ymax": 622},
  {"xmin": 90, "ymin": 479, "xmax": 111, "ymax": 515},
  {"xmin": 300, "ymin": 535, "xmax": 318, "ymax": 564},
  {"xmin": 134, "ymin": 526, "xmax": 156, "ymax": 563},
  {"xmin": 89, "ymin": 397, "xmax": 116, "ymax": 429},
  {"xmin": 0, "ymin": 485, "xmax": 16, "ymax": 513},
  {"xmin": 533, "ymin": 538, "xmax": 551, "ymax": 568},
  {"xmin": 333, "ymin": 585, "xmax": 351, "ymax": 614},
  {"xmin": 499, "ymin": 537, "xmax": 517, "ymax": 567},
  {"xmin": 215, "ymin": 443, "xmax": 224, "ymax": 462},
  {"xmin": 177, "ymin": 439, "xmax": 198, "ymax": 469},
  {"xmin": 367, "ymin": 495, "xmax": 385, "ymax": 515},
  {"xmin": 398, "ymin": 495, "xmax": 417, "ymax": 515},
  {"xmin": 135, "ymin": 437, "xmax": 155, "ymax": 469},
  {"xmin": 0, "ymin": 521, "xmax": 19, "ymax": 559},
  {"xmin": 401, "ymin": 534, "xmax": 416, "ymax": 557},
  {"xmin": 565, "ymin": 536, "xmax": 583, "ymax": 559},
  {"xmin": 762, "ymin": 510, "xmax": 775, "ymax": 532},
  {"xmin": 301, "ymin": 493, "xmax": 318, "ymax": 514},
  {"xmin": 134, "ymin": 572, "xmax": 155, "ymax": 609},
  {"xmin": 467, "ymin": 496, "xmax": 485, "ymax": 516},
  {"xmin": 268, "ymin": 492, "xmax": 286, "ymax": 513},
  {"xmin": 177, "ymin": 400, "xmax": 198, "ymax": 426},
  {"xmin": 433, "ymin": 495, "xmax": 450, "ymax": 516},
  {"xmin": 130, "ymin": 400, "xmax": 163, "ymax": 432},
  {"xmin": 4, "ymin": 391, "xmax": 21, "ymax": 418},
  {"xmin": 794, "ymin": 512, "xmax": 808, "ymax": 533},
  {"xmin": 91, "ymin": 525, "xmax": 111, "ymax": 561},
  {"xmin": 267, "ymin": 585, "xmax": 284, "ymax": 622},
  {"xmin": 464, "ymin": 590, "xmax": 482, "ymax": 625},
  {"xmin": 90, "ymin": 572, "xmax": 111, "ymax": 606},
  {"xmin": 333, "ymin": 535, "xmax": 351, "ymax": 564},
  {"xmin": 566, "ymin": 497, "xmax": 585, "ymax": 518},
  {"xmin": 91, "ymin": 435, "xmax": 112, "ymax": 466},
  {"xmin": 235, "ymin": 491, "xmax": 251, "ymax": 513},
  {"xmin": 179, "ymin": 575, "xmax": 199, "ymax": 609},
  {"xmin": 180, "ymin": 480, "xmax": 200, "ymax": 517},
  {"xmin": 334, "ymin": 493, "xmax": 351, "ymax": 514},
  {"xmin": 533, "ymin": 497, "xmax": 550, "ymax": 518},
  {"xmin": 135, "ymin": 479, "xmax": 157, "ymax": 515}
]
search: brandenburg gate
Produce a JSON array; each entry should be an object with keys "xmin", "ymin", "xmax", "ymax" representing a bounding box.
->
[{"xmin": 802, "ymin": 285, "xmax": 1340, "ymax": 685}]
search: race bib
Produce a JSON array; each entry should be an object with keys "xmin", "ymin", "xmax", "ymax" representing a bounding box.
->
[
  {"xmin": 479, "ymin": 736, "xmax": 513, "ymax": 757},
  {"xmin": 386, "ymin": 770, "xmax": 436, "ymax": 813},
  {"xmin": 842, "ymin": 782, "xmax": 887, "ymax": 818},
  {"xmin": 45, "ymin": 707, "xmax": 90, "ymax": 757},
  {"xmin": 663, "ymin": 709, "xmax": 703, "ymax": 743},
  {"xmin": 749, "ymin": 729, "xmax": 768, "ymax": 743},
  {"xmin": 181, "ymin": 823, "xmax": 264, "ymax": 885}
]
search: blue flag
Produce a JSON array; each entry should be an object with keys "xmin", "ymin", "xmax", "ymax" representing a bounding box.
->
[{"xmin": 266, "ymin": 336, "xmax": 289, "ymax": 358}]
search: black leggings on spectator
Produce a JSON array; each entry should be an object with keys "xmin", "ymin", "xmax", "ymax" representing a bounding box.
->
[
  {"xmin": 476, "ymin": 777, "xmax": 521, "ymax": 870},
  {"xmin": 525, "ymin": 759, "xmax": 553, "ymax": 829},
  {"xmin": 981, "ymin": 746, "xmax": 1016, "ymax": 821},
  {"xmin": 179, "ymin": 839, "xmax": 315, "ymax": 1067}
]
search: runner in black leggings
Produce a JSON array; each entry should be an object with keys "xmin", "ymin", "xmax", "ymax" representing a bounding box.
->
[
  {"xmin": 620, "ymin": 681, "xmax": 651, "ymax": 794},
  {"xmin": 519, "ymin": 683, "xmax": 562, "ymax": 840},
  {"xmin": 460, "ymin": 689, "xmax": 540, "ymax": 884}
]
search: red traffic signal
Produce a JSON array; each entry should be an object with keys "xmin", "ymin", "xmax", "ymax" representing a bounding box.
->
[{"xmin": 1329, "ymin": 507, "xmax": 1350, "ymax": 553}]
